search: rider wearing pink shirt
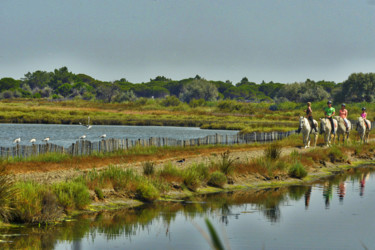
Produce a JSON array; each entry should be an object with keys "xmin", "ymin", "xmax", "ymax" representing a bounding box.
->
[
  {"xmin": 361, "ymin": 107, "xmax": 370, "ymax": 129},
  {"xmin": 339, "ymin": 104, "xmax": 349, "ymax": 131}
]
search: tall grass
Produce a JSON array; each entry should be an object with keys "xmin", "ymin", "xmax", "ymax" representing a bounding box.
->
[
  {"xmin": 264, "ymin": 142, "xmax": 282, "ymax": 161},
  {"xmin": 0, "ymin": 167, "xmax": 16, "ymax": 222},
  {"xmin": 217, "ymin": 150, "xmax": 236, "ymax": 175}
]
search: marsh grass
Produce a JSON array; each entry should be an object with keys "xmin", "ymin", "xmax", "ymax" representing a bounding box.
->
[
  {"xmin": 183, "ymin": 163, "xmax": 209, "ymax": 191},
  {"xmin": 0, "ymin": 167, "xmax": 16, "ymax": 222},
  {"xmin": 12, "ymin": 182, "xmax": 63, "ymax": 223},
  {"xmin": 158, "ymin": 163, "xmax": 184, "ymax": 183},
  {"xmin": 264, "ymin": 142, "xmax": 282, "ymax": 161},
  {"xmin": 328, "ymin": 146, "xmax": 346, "ymax": 163},
  {"xmin": 143, "ymin": 161, "xmax": 155, "ymax": 176},
  {"xmin": 216, "ymin": 150, "xmax": 237, "ymax": 175}
]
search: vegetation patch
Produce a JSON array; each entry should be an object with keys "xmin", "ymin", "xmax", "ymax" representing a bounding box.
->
[
  {"xmin": 208, "ymin": 171, "xmax": 227, "ymax": 188},
  {"xmin": 288, "ymin": 162, "xmax": 308, "ymax": 179}
]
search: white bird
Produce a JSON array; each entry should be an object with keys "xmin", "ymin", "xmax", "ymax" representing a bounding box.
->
[
  {"xmin": 13, "ymin": 138, "xmax": 21, "ymax": 143},
  {"xmin": 43, "ymin": 137, "xmax": 50, "ymax": 143},
  {"xmin": 30, "ymin": 138, "xmax": 36, "ymax": 144},
  {"xmin": 80, "ymin": 116, "xmax": 92, "ymax": 129},
  {"xmin": 99, "ymin": 134, "xmax": 106, "ymax": 139},
  {"xmin": 79, "ymin": 135, "xmax": 86, "ymax": 140}
]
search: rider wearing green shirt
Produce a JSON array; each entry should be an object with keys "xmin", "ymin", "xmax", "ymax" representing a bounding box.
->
[{"xmin": 324, "ymin": 101, "xmax": 336, "ymax": 134}]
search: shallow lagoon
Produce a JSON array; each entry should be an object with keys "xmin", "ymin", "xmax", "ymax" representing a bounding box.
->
[
  {"xmin": 0, "ymin": 124, "xmax": 239, "ymax": 148},
  {"xmin": 1, "ymin": 167, "xmax": 375, "ymax": 249}
]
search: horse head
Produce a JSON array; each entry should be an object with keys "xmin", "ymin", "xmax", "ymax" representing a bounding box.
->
[{"xmin": 299, "ymin": 116, "xmax": 305, "ymax": 130}]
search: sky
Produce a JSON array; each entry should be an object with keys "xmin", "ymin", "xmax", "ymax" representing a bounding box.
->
[{"xmin": 1, "ymin": 0, "xmax": 375, "ymax": 84}]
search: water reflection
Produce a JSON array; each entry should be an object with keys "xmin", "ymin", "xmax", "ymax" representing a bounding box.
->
[{"xmin": 1, "ymin": 166, "xmax": 374, "ymax": 249}]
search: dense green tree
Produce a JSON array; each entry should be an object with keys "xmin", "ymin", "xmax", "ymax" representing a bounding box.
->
[
  {"xmin": 276, "ymin": 80, "xmax": 330, "ymax": 102},
  {"xmin": 259, "ymin": 81, "xmax": 283, "ymax": 98},
  {"xmin": 96, "ymin": 83, "xmax": 120, "ymax": 102},
  {"xmin": 179, "ymin": 79, "xmax": 218, "ymax": 102},
  {"xmin": 49, "ymin": 67, "xmax": 76, "ymax": 89},
  {"xmin": 0, "ymin": 78, "xmax": 20, "ymax": 92},
  {"xmin": 339, "ymin": 73, "xmax": 375, "ymax": 102},
  {"xmin": 23, "ymin": 71, "xmax": 52, "ymax": 89},
  {"xmin": 56, "ymin": 83, "xmax": 73, "ymax": 97}
]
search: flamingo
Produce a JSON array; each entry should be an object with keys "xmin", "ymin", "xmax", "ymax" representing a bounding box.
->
[
  {"xmin": 30, "ymin": 138, "xmax": 36, "ymax": 144},
  {"xmin": 99, "ymin": 134, "xmax": 106, "ymax": 139},
  {"xmin": 79, "ymin": 135, "xmax": 86, "ymax": 140},
  {"xmin": 13, "ymin": 138, "xmax": 21, "ymax": 143}
]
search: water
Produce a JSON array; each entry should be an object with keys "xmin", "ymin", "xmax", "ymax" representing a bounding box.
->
[
  {"xmin": 1, "ymin": 167, "xmax": 375, "ymax": 249},
  {"xmin": 0, "ymin": 124, "xmax": 239, "ymax": 148}
]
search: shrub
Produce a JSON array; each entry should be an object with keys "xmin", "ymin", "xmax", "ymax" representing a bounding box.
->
[
  {"xmin": 264, "ymin": 142, "xmax": 282, "ymax": 161},
  {"xmin": 53, "ymin": 181, "xmax": 90, "ymax": 211},
  {"xmin": 208, "ymin": 171, "xmax": 227, "ymax": 188},
  {"xmin": 136, "ymin": 182, "xmax": 160, "ymax": 202},
  {"xmin": 288, "ymin": 162, "xmax": 307, "ymax": 179},
  {"xmin": 143, "ymin": 161, "xmax": 155, "ymax": 176},
  {"xmin": 161, "ymin": 96, "xmax": 181, "ymax": 107},
  {"xmin": 94, "ymin": 187, "xmax": 104, "ymax": 200},
  {"xmin": 189, "ymin": 98, "xmax": 205, "ymax": 108}
]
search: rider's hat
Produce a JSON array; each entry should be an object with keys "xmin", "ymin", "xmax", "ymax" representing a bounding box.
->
[
  {"xmin": 341, "ymin": 103, "xmax": 346, "ymax": 107},
  {"xmin": 362, "ymin": 107, "xmax": 366, "ymax": 111},
  {"xmin": 327, "ymin": 101, "xmax": 332, "ymax": 104}
]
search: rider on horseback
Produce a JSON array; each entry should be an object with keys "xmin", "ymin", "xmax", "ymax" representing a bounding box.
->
[
  {"xmin": 339, "ymin": 103, "xmax": 349, "ymax": 132},
  {"xmin": 324, "ymin": 101, "xmax": 335, "ymax": 135},
  {"xmin": 305, "ymin": 102, "xmax": 318, "ymax": 133},
  {"xmin": 361, "ymin": 107, "xmax": 370, "ymax": 130}
]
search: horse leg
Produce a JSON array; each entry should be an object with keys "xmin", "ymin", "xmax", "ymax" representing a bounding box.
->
[{"xmin": 313, "ymin": 133, "xmax": 318, "ymax": 147}]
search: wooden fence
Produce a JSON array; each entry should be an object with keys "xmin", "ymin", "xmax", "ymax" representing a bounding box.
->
[{"xmin": 0, "ymin": 130, "xmax": 297, "ymax": 159}]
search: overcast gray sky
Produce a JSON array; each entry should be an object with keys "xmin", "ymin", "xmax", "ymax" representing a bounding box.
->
[{"xmin": 1, "ymin": 0, "xmax": 375, "ymax": 84}]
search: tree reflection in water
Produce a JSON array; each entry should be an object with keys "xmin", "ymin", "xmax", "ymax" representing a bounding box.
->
[{"xmin": 0, "ymin": 167, "xmax": 373, "ymax": 249}]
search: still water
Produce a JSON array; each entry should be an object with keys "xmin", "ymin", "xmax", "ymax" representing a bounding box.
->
[
  {"xmin": 0, "ymin": 124, "xmax": 239, "ymax": 148},
  {"xmin": 1, "ymin": 167, "xmax": 375, "ymax": 249}
]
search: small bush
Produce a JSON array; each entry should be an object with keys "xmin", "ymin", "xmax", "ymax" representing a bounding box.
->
[
  {"xmin": 94, "ymin": 187, "xmax": 104, "ymax": 200},
  {"xmin": 288, "ymin": 162, "xmax": 307, "ymax": 179},
  {"xmin": 136, "ymin": 182, "xmax": 160, "ymax": 202},
  {"xmin": 143, "ymin": 161, "xmax": 155, "ymax": 176},
  {"xmin": 264, "ymin": 143, "xmax": 282, "ymax": 161},
  {"xmin": 53, "ymin": 181, "xmax": 90, "ymax": 211},
  {"xmin": 208, "ymin": 171, "xmax": 227, "ymax": 188}
]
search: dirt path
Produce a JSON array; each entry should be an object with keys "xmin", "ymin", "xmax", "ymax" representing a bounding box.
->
[{"xmin": 10, "ymin": 145, "xmax": 310, "ymax": 184}]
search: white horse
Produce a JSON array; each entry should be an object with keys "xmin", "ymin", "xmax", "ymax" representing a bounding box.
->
[
  {"xmin": 334, "ymin": 116, "xmax": 351, "ymax": 144},
  {"xmin": 299, "ymin": 116, "xmax": 319, "ymax": 148},
  {"xmin": 319, "ymin": 118, "xmax": 337, "ymax": 147},
  {"xmin": 356, "ymin": 117, "xmax": 371, "ymax": 143}
]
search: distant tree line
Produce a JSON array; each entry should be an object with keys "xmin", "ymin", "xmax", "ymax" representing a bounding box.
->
[{"xmin": 0, "ymin": 66, "xmax": 373, "ymax": 104}]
